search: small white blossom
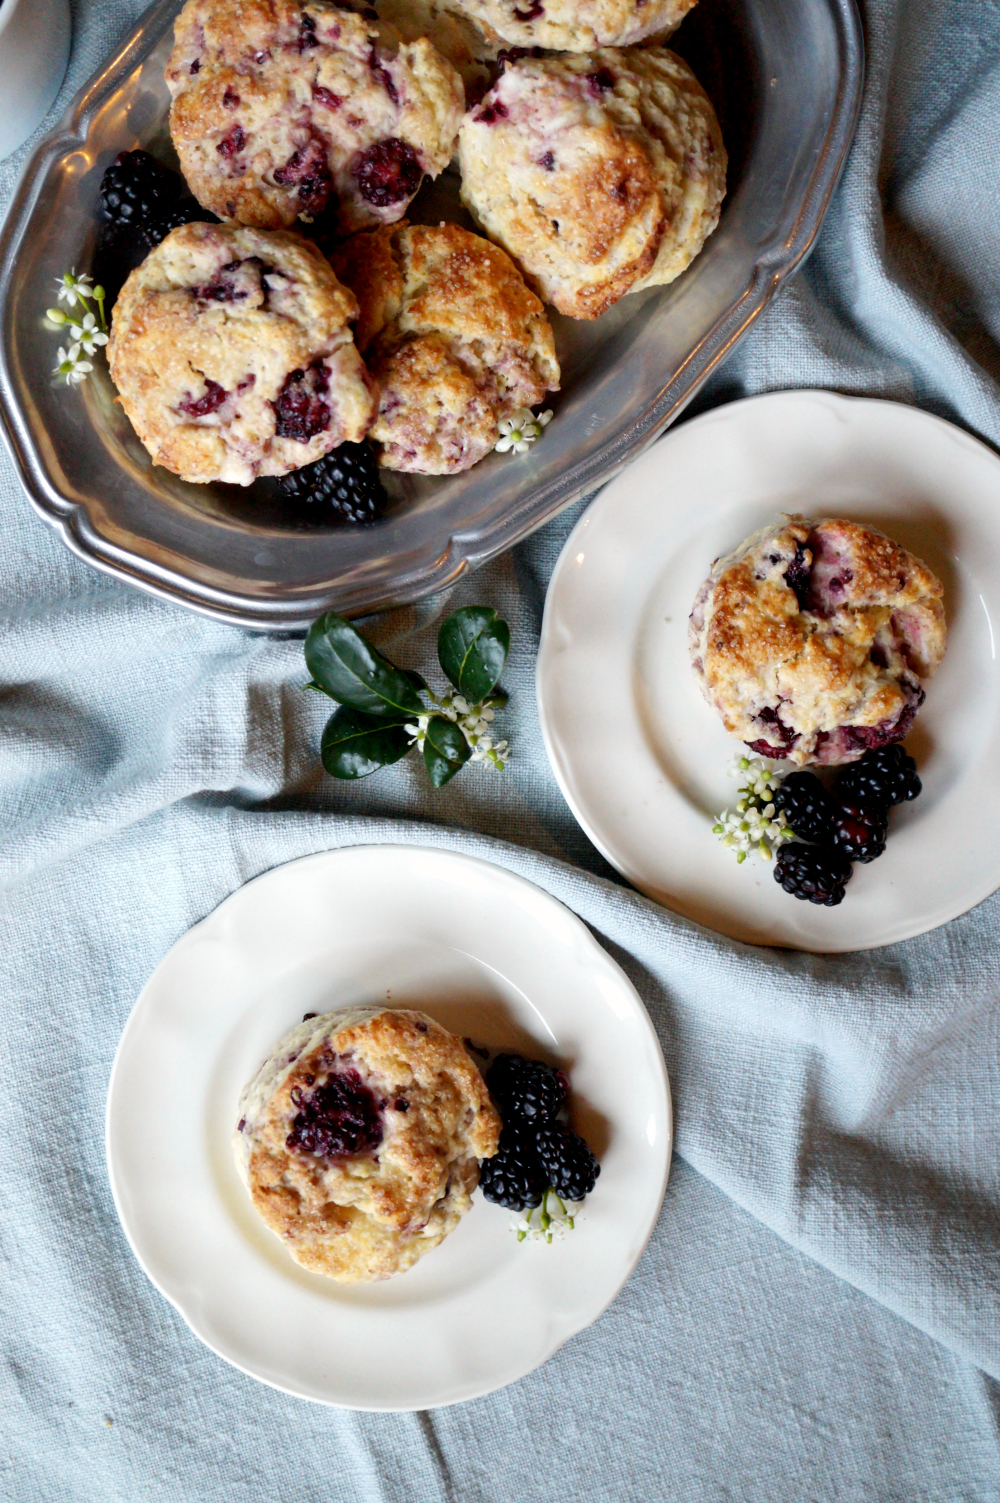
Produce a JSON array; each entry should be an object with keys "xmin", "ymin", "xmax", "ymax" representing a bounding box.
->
[
  {"xmin": 54, "ymin": 344, "xmax": 94, "ymax": 385},
  {"xmin": 513, "ymin": 1188, "xmax": 582, "ymax": 1244},
  {"xmin": 55, "ymin": 270, "xmax": 95, "ymax": 309},
  {"xmin": 409, "ymin": 689, "xmax": 510, "ymax": 769},
  {"xmin": 65, "ymin": 311, "xmax": 108, "ymax": 355},
  {"xmin": 712, "ymin": 755, "xmax": 795, "ymax": 863},
  {"xmin": 495, "ymin": 407, "xmax": 554, "ymax": 455}
]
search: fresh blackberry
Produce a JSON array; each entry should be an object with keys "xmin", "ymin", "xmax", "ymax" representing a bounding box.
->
[
  {"xmin": 275, "ymin": 441, "xmax": 388, "ymax": 524},
  {"xmin": 774, "ymin": 771, "xmax": 838, "ymax": 843},
  {"xmin": 479, "ymin": 1124, "xmax": 546, "ymax": 1210},
  {"xmin": 830, "ymin": 800, "xmax": 888, "ymax": 863},
  {"xmin": 774, "ymin": 845, "xmax": 852, "ymax": 906},
  {"xmin": 100, "ymin": 149, "xmax": 181, "ymax": 232},
  {"xmin": 534, "ymin": 1123, "xmax": 600, "ymax": 1202},
  {"xmin": 486, "ymin": 1053, "xmax": 568, "ymax": 1124},
  {"xmin": 151, "ymin": 195, "xmax": 217, "ymax": 240},
  {"xmin": 833, "ymin": 745, "xmax": 922, "ymax": 810}
]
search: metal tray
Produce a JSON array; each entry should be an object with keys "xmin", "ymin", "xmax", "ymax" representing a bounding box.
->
[{"xmin": 0, "ymin": 0, "xmax": 863, "ymax": 630}]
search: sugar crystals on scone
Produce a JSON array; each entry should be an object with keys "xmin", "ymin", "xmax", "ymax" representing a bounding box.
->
[
  {"xmin": 458, "ymin": 48, "xmax": 726, "ymax": 320},
  {"xmin": 333, "ymin": 220, "xmax": 560, "ymax": 472},
  {"xmin": 107, "ymin": 222, "xmax": 376, "ymax": 486},
  {"xmin": 167, "ymin": 0, "xmax": 465, "ymax": 236},
  {"xmin": 235, "ymin": 1006, "xmax": 501, "ymax": 1282}
]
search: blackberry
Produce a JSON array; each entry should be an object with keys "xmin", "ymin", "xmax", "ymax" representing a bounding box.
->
[
  {"xmin": 479, "ymin": 1125, "xmax": 546, "ymax": 1210},
  {"xmin": 486, "ymin": 1053, "xmax": 568, "ymax": 1124},
  {"xmin": 831, "ymin": 800, "xmax": 887, "ymax": 863},
  {"xmin": 534, "ymin": 1123, "xmax": 600, "ymax": 1202},
  {"xmin": 774, "ymin": 771, "xmax": 838, "ymax": 843},
  {"xmin": 151, "ymin": 195, "xmax": 217, "ymax": 240},
  {"xmin": 774, "ymin": 845, "xmax": 852, "ymax": 906},
  {"xmin": 100, "ymin": 149, "xmax": 181, "ymax": 231},
  {"xmin": 276, "ymin": 441, "xmax": 388, "ymax": 524},
  {"xmin": 285, "ymin": 1068, "xmax": 382, "ymax": 1158},
  {"xmin": 833, "ymin": 745, "xmax": 921, "ymax": 810}
]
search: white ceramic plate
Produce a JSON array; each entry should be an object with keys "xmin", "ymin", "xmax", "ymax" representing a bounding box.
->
[
  {"xmin": 537, "ymin": 390, "xmax": 1000, "ymax": 953},
  {"xmin": 106, "ymin": 845, "xmax": 671, "ymax": 1410}
]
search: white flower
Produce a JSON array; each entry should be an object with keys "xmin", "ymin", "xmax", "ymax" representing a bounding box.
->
[
  {"xmin": 404, "ymin": 712, "xmax": 432, "ymax": 748},
  {"xmin": 513, "ymin": 1188, "xmax": 582, "ymax": 1243},
  {"xmin": 66, "ymin": 311, "xmax": 108, "ymax": 355},
  {"xmin": 712, "ymin": 755, "xmax": 794, "ymax": 863},
  {"xmin": 54, "ymin": 343, "xmax": 94, "ymax": 385},
  {"xmin": 495, "ymin": 407, "xmax": 553, "ymax": 455},
  {"xmin": 55, "ymin": 270, "xmax": 95, "ymax": 309}
]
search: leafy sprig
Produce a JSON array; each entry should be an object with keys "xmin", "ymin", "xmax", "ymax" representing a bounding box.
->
[{"xmin": 306, "ymin": 606, "xmax": 511, "ymax": 786}]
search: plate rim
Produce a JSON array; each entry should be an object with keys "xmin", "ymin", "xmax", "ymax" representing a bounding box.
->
[
  {"xmin": 536, "ymin": 388, "xmax": 1000, "ymax": 954},
  {"xmin": 0, "ymin": 0, "xmax": 864, "ymax": 629},
  {"xmin": 105, "ymin": 842, "xmax": 673, "ymax": 1410}
]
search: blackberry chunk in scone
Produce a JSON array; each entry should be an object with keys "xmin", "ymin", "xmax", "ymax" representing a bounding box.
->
[{"xmin": 688, "ymin": 517, "xmax": 947, "ymax": 766}]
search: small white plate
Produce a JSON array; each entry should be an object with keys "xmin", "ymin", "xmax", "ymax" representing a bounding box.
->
[
  {"xmin": 537, "ymin": 391, "xmax": 1000, "ymax": 952},
  {"xmin": 106, "ymin": 845, "xmax": 671, "ymax": 1410}
]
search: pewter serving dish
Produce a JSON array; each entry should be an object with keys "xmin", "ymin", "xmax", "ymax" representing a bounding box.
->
[{"xmin": 0, "ymin": 0, "xmax": 862, "ymax": 629}]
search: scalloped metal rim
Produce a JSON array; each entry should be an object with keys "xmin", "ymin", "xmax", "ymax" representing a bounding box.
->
[{"xmin": 0, "ymin": 0, "xmax": 864, "ymax": 630}]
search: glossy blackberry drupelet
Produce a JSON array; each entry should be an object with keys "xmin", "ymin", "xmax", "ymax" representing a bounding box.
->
[
  {"xmin": 479, "ymin": 1124, "xmax": 547, "ymax": 1209},
  {"xmin": 831, "ymin": 800, "xmax": 888, "ymax": 863},
  {"xmin": 534, "ymin": 1123, "xmax": 600, "ymax": 1202},
  {"xmin": 275, "ymin": 442, "xmax": 388, "ymax": 524},
  {"xmin": 774, "ymin": 771, "xmax": 838, "ymax": 843},
  {"xmin": 100, "ymin": 149, "xmax": 181, "ymax": 232},
  {"xmin": 486, "ymin": 1053, "xmax": 568, "ymax": 1123},
  {"xmin": 774, "ymin": 845, "xmax": 853, "ymax": 905},
  {"xmin": 833, "ymin": 744, "xmax": 922, "ymax": 810}
]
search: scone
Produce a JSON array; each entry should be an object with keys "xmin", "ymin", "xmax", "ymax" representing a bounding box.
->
[
  {"xmin": 167, "ymin": 0, "xmax": 465, "ymax": 235},
  {"xmin": 688, "ymin": 517, "xmax": 947, "ymax": 766},
  {"xmin": 333, "ymin": 220, "xmax": 559, "ymax": 472},
  {"xmin": 375, "ymin": 0, "xmax": 504, "ymax": 97},
  {"xmin": 107, "ymin": 221, "xmax": 376, "ymax": 486},
  {"xmin": 457, "ymin": 48, "xmax": 725, "ymax": 319},
  {"xmin": 457, "ymin": 0, "xmax": 698, "ymax": 54},
  {"xmin": 235, "ymin": 1006, "xmax": 501, "ymax": 1281}
]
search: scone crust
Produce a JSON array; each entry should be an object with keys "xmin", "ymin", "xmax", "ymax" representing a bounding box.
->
[
  {"xmin": 235, "ymin": 1007, "xmax": 501, "ymax": 1282},
  {"xmin": 333, "ymin": 220, "xmax": 560, "ymax": 471},
  {"xmin": 459, "ymin": 0, "xmax": 698, "ymax": 53},
  {"xmin": 107, "ymin": 221, "xmax": 375, "ymax": 486},
  {"xmin": 457, "ymin": 48, "xmax": 725, "ymax": 319},
  {"xmin": 167, "ymin": 0, "xmax": 465, "ymax": 235},
  {"xmin": 375, "ymin": 0, "xmax": 504, "ymax": 95},
  {"xmin": 688, "ymin": 517, "xmax": 947, "ymax": 766}
]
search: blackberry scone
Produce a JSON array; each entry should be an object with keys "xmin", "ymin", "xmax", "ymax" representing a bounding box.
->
[
  {"xmin": 458, "ymin": 0, "xmax": 698, "ymax": 53},
  {"xmin": 235, "ymin": 1006, "xmax": 501, "ymax": 1282},
  {"xmin": 457, "ymin": 48, "xmax": 725, "ymax": 319},
  {"xmin": 688, "ymin": 517, "xmax": 947, "ymax": 766},
  {"xmin": 333, "ymin": 220, "xmax": 559, "ymax": 472},
  {"xmin": 107, "ymin": 222, "xmax": 376, "ymax": 486},
  {"xmin": 167, "ymin": 0, "xmax": 465, "ymax": 235}
]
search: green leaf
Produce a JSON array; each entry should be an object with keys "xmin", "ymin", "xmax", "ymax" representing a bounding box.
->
[
  {"xmin": 422, "ymin": 715, "xmax": 472, "ymax": 787},
  {"xmin": 305, "ymin": 613, "xmax": 425, "ymax": 719},
  {"xmin": 438, "ymin": 606, "xmax": 510, "ymax": 701},
  {"xmin": 320, "ymin": 706, "xmax": 413, "ymax": 779}
]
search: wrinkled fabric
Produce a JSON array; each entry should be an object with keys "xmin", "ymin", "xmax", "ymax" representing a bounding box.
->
[{"xmin": 2, "ymin": 0, "xmax": 1000, "ymax": 1497}]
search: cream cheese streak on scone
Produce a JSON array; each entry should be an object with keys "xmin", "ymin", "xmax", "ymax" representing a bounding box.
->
[
  {"xmin": 458, "ymin": 49, "xmax": 725, "ymax": 320},
  {"xmin": 167, "ymin": 0, "xmax": 465, "ymax": 235},
  {"xmin": 333, "ymin": 220, "xmax": 559, "ymax": 472},
  {"xmin": 688, "ymin": 517, "xmax": 947, "ymax": 766},
  {"xmin": 235, "ymin": 1006, "xmax": 501, "ymax": 1282},
  {"xmin": 107, "ymin": 222, "xmax": 376, "ymax": 486}
]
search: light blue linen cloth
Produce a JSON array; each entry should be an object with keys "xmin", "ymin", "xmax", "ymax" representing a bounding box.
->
[{"xmin": 2, "ymin": 1, "xmax": 1000, "ymax": 1497}]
